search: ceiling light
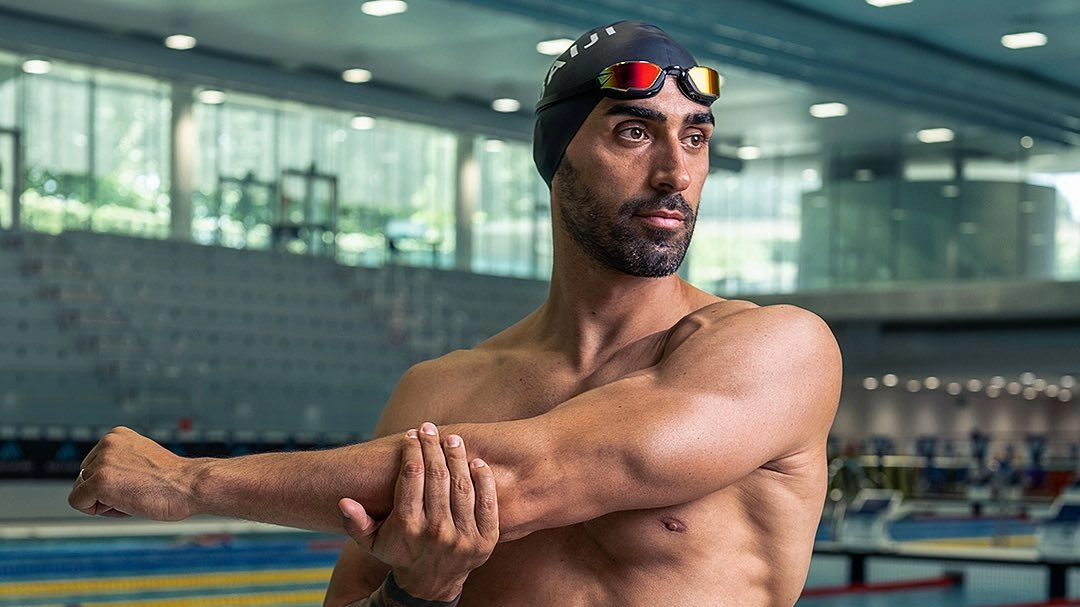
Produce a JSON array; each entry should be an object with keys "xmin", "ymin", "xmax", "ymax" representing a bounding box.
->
[
  {"xmin": 350, "ymin": 115, "xmax": 376, "ymax": 130},
  {"xmin": 1020, "ymin": 136, "xmax": 1034, "ymax": 149},
  {"xmin": 361, "ymin": 0, "xmax": 408, "ymax": 17},
  {"xmin": 736, "ymin": 145, "xmax": 761, "ymax": 160},
  {"xmin": 1001, "ymin": 31, "xmax": 1047, "ymax": 49},
  {"xmin": 809, "ymin": 102, "xmax": 848, "ymax": 118},
  {"xmin": 917, "ymin": 127, "xmax": 955, "ymax": 143},
  {"xmin": 536, "ymin": 38, "xmax": 574, "ymax": 56},
  {"xmin": 342, "ymin": 68, "xmax": 372, "ymax": 83},
  {"xmin": 197, "ymin": 89, "xmax": 226, "ymax": 104},
  {"xmin": 164, "ymin": 34, "xmax": 197, "ymax": 50},
  {"xmin": 491, "ymin": 98, "xmax": 521, "ymax": 113},
  {"xmin": 21, "ymin": 59, "xmax": 51, "ymax": 75},
  {"xmin": 482, "ymin": 138, "xmax": 506, "ymax": 153},
  {"xmin": 866, "ymin": 0, "xmax": 913, "ymax": 6}
]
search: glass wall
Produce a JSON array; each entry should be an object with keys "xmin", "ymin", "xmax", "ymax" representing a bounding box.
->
[
  {"xmin": 192, "ymin": 92, "xmax": 458, "ymax": 265},
  {"xmin": 10, "ymin": 58, "xmax": 169, "ymax": 236},
  {"xmin": 0, "ymin": 48, "xmax": 1077, "ymax": 294},
  {"xmin": 472, "ymin": 137, "xmax": 551, "ymax": 279}
]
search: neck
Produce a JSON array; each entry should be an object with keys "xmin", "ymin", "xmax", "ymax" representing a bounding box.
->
[{"xmin": 531, "ymin": 245, "xmax": 703, "ymax": 372}]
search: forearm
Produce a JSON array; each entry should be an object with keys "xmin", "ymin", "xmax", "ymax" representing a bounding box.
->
[{"xmin": 191, "ymin": 436, "xmax": 400, "ymax": 533}]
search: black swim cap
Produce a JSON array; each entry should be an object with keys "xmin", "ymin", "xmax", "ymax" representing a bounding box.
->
[{"xmin": 533, "ymin": 21, "xmax": 701, "ymax": 187}]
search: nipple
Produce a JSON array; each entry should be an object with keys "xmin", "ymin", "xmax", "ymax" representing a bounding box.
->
[{"xmin": 660, "ymin": 516, "xmax": 687, "ymax": 533}]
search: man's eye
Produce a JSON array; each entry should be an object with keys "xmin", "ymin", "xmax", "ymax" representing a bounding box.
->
[
  {"xmin": 622, "ymin": 127, "xmax": 647, "ymax": 140},
  {"xmin": 686, "ymin": 133, "xmax": 706, "ymax": 147}
]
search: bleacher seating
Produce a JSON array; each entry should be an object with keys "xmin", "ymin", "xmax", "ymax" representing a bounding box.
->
[{"xmin": 0, "ymin": 229, "xmax": 547, "ymax": 452}]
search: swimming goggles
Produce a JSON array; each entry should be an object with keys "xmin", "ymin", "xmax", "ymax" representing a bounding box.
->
[{"xmin": 537, "ymin": 61, "xmax": 722, "ymax": 111}]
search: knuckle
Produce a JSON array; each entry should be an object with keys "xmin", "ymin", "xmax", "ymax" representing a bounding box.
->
[
  {"xmin": 452, "ymin": 475, "xmax": 472, "ymax": 495},
  {"xmin": 477, "ymin": 492, "xmax": 496, "ymax": 509},
  {"xmin": 425, "ymin": 462, "xmax": 449, "ymax": 481},
  {"xmin": 401, "ymin": 461, "xmax": 425, "ymax": 479}
]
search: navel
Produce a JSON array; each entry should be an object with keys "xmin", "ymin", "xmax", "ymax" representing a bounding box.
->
[{"xmin": 660, "ymin": 516, "xmax": 687, "ymax": 533}]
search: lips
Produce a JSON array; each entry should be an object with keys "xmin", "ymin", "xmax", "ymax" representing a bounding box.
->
[
  {"xmin": 635, "ymin": 209, "xmax": 686, "ymax": 229},
  {"xmin": 638, "ymin": 209, "xmax": 685, "ymax": 222}
]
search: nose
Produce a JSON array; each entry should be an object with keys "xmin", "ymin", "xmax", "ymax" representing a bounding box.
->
[{"xmin": 648, "ymin": 135, "xmax": 692, "ymax": 194}]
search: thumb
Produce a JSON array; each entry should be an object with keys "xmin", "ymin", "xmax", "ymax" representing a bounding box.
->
[{"xmin": 339, "ymin": 497, "xmax": 378, "ymax": 549}]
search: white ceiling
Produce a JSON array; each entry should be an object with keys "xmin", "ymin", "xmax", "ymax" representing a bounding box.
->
[{"xmin": 0, "ymin": 0, "xmax": 1078, "ymax": 167}]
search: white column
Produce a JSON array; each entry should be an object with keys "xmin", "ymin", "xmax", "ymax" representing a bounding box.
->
[
  {"xmin": 169, "ymin": 82, "xmax": 196, "ymax": 241},
  {"xmin": 454, "ymin": 136, "xmax": 478, "ymax": 271}
]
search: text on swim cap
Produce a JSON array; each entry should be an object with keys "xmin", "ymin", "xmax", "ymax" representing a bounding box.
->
[{"xmin": 544, "ymin": 25, "xmax": 618, "ymax": 89}]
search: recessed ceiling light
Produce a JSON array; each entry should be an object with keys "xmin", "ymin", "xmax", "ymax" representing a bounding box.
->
[
  {"xmin": 197, "ymin": 89, "xmax": 226, "ymax": 105},
  {"xmin": 164, "ymin": 34, "xmax": 197, "ymax": 50},
  {"xmin": 21, "ymin": 59, "xmax": 51, "ymax": 75},
  {"xmin": 736, "ymin": 145, "xmax": 761, "ymax": 160},
  {"xmin": 536, "ymin": 38, "xmax": 574, "ymax": 56},
  {"xmin": 361, "ymin": 0, "xmax": 407, "ymax": 17},
  {"xmin": 350, "ymin": 115, "xmax": 376, "ymax": 130},
  {"xmin": 1001, "ymin": 31, "xmax": 1047, "ymax": 49},
  {"xmin": 491, "ymin": 98, "xmax": 521, "ymax": 113},
  {"xmin": 916, "ymin": 127, "xmax": 954, "ymax": 143},
  {"xmin": 809, "ymin": 102, "xmax": 848, "ymax": 118},
  {"xmin": 342, "ymin": 68, "xmax": 373, "ymax": 83},
  {"xmin": 866, "ymin": 0, "xmax": 913, "ymax": 6}
]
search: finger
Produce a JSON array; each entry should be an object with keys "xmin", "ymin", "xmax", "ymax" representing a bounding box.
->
[
  {"xmin": 418, "ymin": 422, "xmax": 451, "ymax": 523},
  {"xmin": 339, "ymin": 497, "xmax": 378, "ymax": 550},
  {"xmin": 67, "ymin": 472, "xmax": 101, "ymax": 515},
  {"xmin": 394, "ymin": 429, "xmax": 424, "ymax": 523},
  {"xmin": 471, "ymin": 459, "xmax": 499, "ymax": 543},
  {"xmin": 444, "ymin": 433, "xmax": 476, "ymax": 530}
]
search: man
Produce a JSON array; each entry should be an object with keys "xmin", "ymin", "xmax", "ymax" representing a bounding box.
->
[{"xmin": 69, "ymin": 21, "xmax": 841, "ymax": 606}]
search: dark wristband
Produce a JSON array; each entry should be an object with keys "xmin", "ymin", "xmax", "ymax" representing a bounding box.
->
[{"xmin": 383, "ymin": 571, "xmax": 461, "ymax": 607}]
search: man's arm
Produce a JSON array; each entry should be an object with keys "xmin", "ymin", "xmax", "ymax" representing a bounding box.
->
[{"xmin": 70, "ymin": 304, "xmax": 841, "ymax": 541}]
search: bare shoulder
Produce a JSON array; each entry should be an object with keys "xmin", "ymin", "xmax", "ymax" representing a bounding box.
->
[
  {"xmin": 675, "ymin": 299, "xmax": 837, "ymax": 350},
  {"xmin": 375, "ymin": 347, "xmax": 498, "ymax": 436},
  {"xmin": 663, "ymin": 299, "xmax": 842, "ymax": 420}
]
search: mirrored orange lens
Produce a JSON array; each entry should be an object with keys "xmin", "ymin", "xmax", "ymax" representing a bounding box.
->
[
  {"xmin": 599, "ymin": 62, "xmax": 664, "ymax": 92},
  {"xmin": 686, "ymin": 66, "xmax": 721, "ymax": 97}
]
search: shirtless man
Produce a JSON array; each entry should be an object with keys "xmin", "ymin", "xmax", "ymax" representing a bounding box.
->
[{"xmin": 68, "ymin": 21, "xmax": 841, "ymax": 606}]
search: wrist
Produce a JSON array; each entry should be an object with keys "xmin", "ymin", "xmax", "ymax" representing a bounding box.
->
[
  {"xmin": 388, "ymin": 570, "xmax": 464, "ymax": 604},
  {"xmin": 186, "ymin": 457, "xmax": 219, "ymax": 517}
]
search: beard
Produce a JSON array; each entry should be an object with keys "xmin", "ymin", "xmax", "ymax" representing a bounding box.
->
[{"xmin": 553, "ymin": 159, "xmax": 697, "ymax": 278}]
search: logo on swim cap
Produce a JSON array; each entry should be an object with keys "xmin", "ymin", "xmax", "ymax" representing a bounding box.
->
[{"xmin": 544, "ymin": 25, "xmax": 618, "ymax": 89}]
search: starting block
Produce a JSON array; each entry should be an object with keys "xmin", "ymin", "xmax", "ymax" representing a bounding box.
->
[
  {"xmin": 1035, "ymin": 490, "xmax": 1080, "ymax": 560},
  {"xmin": 838, "ymin": 489, "xmax": 903, "ymax": 548}
]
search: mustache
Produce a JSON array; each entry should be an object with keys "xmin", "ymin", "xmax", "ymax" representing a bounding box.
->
[{"xmin": 621, "ymin": 194, "xmax": 695, "ymax": 218}]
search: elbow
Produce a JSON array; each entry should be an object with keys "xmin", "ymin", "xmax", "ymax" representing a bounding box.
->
[
  {"xmin": 491, "ymin": 467, "xmax": 545, "ymax": 542},
  {"xmin": 488, "ymin": 455, "xmax": 567, "ymax": 542}
]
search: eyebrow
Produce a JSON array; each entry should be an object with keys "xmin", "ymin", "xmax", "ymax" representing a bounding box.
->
[{"xmin": 605, "ymin": 104, "xmax": 715, "ymax": 126}]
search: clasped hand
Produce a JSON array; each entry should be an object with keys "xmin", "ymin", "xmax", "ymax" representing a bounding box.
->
[{"xmin": 340, "ymin": 423, "xmax": 499, "ymax": 602}]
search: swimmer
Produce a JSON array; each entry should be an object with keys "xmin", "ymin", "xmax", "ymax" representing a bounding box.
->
[{"xmin": 70, "ymin": 20, "xmax": 842, "ymax": 606}]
